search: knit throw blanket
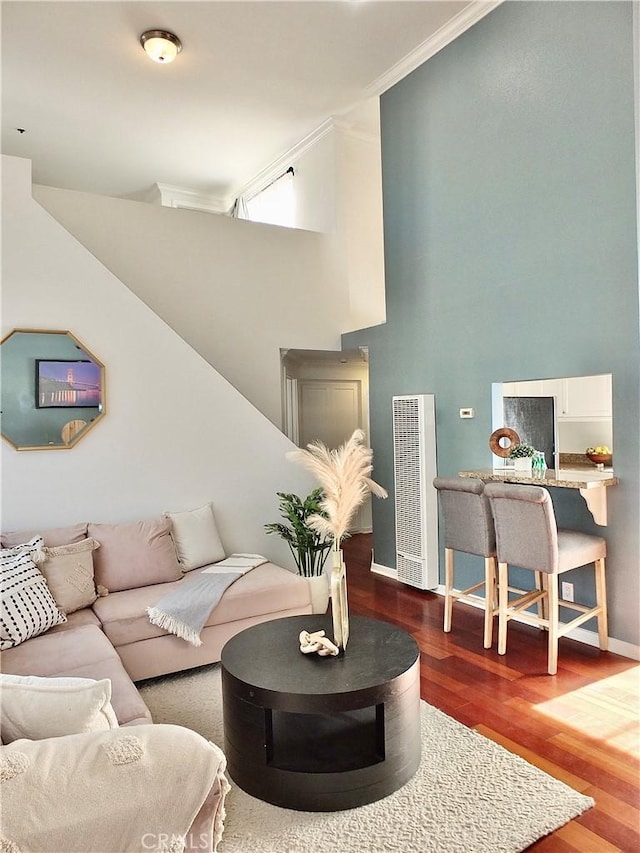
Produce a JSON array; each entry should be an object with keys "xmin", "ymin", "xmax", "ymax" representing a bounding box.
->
[
  {"xmin": 0, "ymin": 725, "xmax": 229, "ymax": 853},
  {"xmin": 147, "ymin": 554, "xmax": 267, "ymax": 646}
]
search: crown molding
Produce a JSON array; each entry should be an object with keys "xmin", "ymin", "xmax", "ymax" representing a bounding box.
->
[
  {"xmin": 231, "ymin": 1, "xmax": 504, "ymax": 207},
  {"xmin": 235, "ymin": 118, "xmax": 335, "ymax": 203},
  {"xmin": 150, "ymin": 183, "xmax": 229, "ymax": 214},
  {"xmin": 365, "ymin": 0, "xmax": 504, "ymax": 97}
]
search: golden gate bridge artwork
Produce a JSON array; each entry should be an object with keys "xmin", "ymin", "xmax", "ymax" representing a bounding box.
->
[{"xmin": 35, "ymin": 360, "xmax": 102, "ymax": 409}]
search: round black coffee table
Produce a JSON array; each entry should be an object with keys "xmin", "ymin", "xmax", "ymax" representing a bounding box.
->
[{"xmin": 220, "ymin": 614, "xmax": 420, "ymax": 811}]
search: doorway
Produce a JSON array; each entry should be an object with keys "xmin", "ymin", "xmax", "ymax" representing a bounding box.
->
[{"xmin": 281, "ymin": 347, "xmax": 371, "ymax": 533}]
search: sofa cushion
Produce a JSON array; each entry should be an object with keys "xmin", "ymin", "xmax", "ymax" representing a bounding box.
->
[
  {"xmin": 39, "ymin": 538, "xmax": 101, "ymax": 614},
  {"xmin": 92, "ymin": 562, "xmax": 310, "ymax": 648},
  {"xmin": 89, "ymin": 517, "xmax": 182, "ymax": 592},
  {"xmin": 1, "ymin": 539, "xmax": 67, "ymax": 650},
  {"xmin": 165, "ymin": 502, "xmax": 226, "ymax": 571},
  {"xmin": 0, "ymin": 673, "xmax": 119, "ymax": 743},
  {"xmin": 1, "ymin": 523, "xmax": 88, "ymax": 548},
  {"xmin": 1, "ymin": 534, "xmax": 45, "ymax": 561},
  {"xmin": 46, "ymin": 607, "xmax": 102, "ymax": 635},
  {"xmin": 0, "ymin": 624, "xmax": 152, "ymax": 726}
]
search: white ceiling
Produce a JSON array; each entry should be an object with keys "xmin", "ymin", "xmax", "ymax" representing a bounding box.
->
[{"xmin": 1, "ymin": 0, "xmax": 473, "ymax": 204}]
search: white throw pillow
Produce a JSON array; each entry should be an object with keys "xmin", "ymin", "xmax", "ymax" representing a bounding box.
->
[
  {"xmin": 165, "ymin": 502, "xmax": 226, "ymax": 571},
  {"xmin": 1, "ymin": 538, "xmax": 67, "ymax": 650},
  {"xmin": 0, "ymin": 674, "xmax": 119, "ymax": 743}
]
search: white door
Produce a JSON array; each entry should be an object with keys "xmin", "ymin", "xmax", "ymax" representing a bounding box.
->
[
  {"xmin": 299, "ymin": 380, "xmax": 362, "ymax": 448},
  {"xmin": 298, "ymin": 379, "xmax": 371, "ymax": 532}
]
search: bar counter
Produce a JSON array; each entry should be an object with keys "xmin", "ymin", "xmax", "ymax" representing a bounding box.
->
[{"xmin": 458, "ymin": 467, "xmax": 618, "ymax": 526}]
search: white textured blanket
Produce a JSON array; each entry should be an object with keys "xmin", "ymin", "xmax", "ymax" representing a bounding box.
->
[
  {"xmin": 0, "ymin": 724, "xmax": 229, "ymax": 853},
  {"xmin": 147, "ymin": 554, "xmax": 267, "ymax": 646}
]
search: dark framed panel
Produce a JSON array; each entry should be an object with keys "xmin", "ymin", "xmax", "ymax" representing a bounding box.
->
[{"xmin": 35, "ymin": 359, "xmax": 102, "ymax": 409}]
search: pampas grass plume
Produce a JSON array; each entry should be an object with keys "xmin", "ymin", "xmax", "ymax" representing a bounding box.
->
[{"xmin": 287, "ymin": 429, "xmax": 387, "ymax": 546}]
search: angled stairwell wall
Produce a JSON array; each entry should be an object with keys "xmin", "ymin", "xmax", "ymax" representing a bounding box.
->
[
  {"xmin": 1, "ymin": 155, "xmax": 317, "ymax": 568},
  {"xmin": 33, "ymin": 182, "xmax": 350, "ymax": 429}
]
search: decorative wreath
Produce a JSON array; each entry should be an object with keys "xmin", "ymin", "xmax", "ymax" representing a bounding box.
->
[{"xmin": 489, "ymin": 427, "xmax": 521, "ymax": 458}]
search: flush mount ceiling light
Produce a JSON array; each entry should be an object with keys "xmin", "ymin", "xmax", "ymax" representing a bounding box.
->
[{"xmin": 140, "ymin": 30, "xmax": 182, "ymax": 64}]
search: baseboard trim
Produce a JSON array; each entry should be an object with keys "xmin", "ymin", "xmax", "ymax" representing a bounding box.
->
[
  {"xmin": 369, "ymin": 563, "xmax": 639, "ymax": 661},
  {"xmin": 371, "ymin": 562, "xmax": 398, "ymax": 580}
]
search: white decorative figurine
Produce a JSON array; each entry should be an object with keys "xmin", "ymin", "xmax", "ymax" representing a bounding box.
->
[{"xmin": 299, "ymin": 629, "xmax": 339, "ymax": 657}]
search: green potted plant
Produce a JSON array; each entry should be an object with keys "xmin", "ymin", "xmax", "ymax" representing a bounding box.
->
[
  {"xmin": 509, "ymin": 442, "xmax": 535, "ymax": 472},
  {"xmin": 265, "ymin": 489, "xmax": 332, "ymax": 578}
]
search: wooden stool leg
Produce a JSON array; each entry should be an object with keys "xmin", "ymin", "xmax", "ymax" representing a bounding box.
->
[
  {"xmin": 497, "ymin": 561, "xmax": 509, "ymax": 656},
  {"xmin": 483, "ymin": 557, "xmax": 495, "ymax": 649},
  {"xmin": 444, "ymin": 548, "xmax": 454, "ymax": 633},
  {"xmin": 541, "ymin": 571, "xmax": 549, "ymax": 613},
  {"xmin": 594, "ymin": 557, "xmax": 609, "ymax": 651},
  {"xmin": 547, "ymin": 573, "xmax": 559, "ymax": 675},
  {"xmin": 534, "ymin": 570, "xmax": 546, "ymax": 629}
]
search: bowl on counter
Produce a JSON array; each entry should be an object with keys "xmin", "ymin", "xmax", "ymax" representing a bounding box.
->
[{"xmin": 586, "ymin": 452, "xmax": 612, "ymax": 466}]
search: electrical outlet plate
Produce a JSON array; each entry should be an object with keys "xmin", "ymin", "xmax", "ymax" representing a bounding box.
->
[
  {"xmin": 561, "ymin": 581, "xmax": 574, "ymax": 602},
  {"xmin": 459, "ymin": 407, "xmax": 474, "ymax": 419}
]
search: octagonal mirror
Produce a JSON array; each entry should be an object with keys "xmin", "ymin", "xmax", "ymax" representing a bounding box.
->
[{"xmin": 1, "ymin": 329, "xmax": 105, "ymax": 450}]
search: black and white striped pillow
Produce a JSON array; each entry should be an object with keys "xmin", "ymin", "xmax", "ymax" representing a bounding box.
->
[{"xmin": 1, "ymin": 537, "xmax": 66, "ymax": 650}]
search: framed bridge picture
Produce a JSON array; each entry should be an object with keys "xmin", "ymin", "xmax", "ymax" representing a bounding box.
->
[{"xmin": 35, "ymin": 359, "xmax": 102, "ymax": 409}]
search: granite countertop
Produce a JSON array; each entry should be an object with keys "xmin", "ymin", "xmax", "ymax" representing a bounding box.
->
[
  {"xmin": 558, "ymin": 453, "xmax": 614, "ymax": 471},
  {"xmin": 559, "ymin": 452, "xmax": 593, "ymax": 467},
  {"xmin": 458, "ymin": 468, "xmax": 618, "ymax": 490}
]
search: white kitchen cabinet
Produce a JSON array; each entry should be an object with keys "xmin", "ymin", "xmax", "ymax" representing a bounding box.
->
[
  {"xmin": 539, "ymin": 379, "xmax": 563, "ymax": 410},
  {"xmin": 560, "ymin": 374, "xmax": 612, "ymax": 418},
  {"xmin": 502, "ymin": 375, "xmax": 611, "ymax": 419},
  {"xmin": 503, "ymin": 380, "xmax": 546, "ymax": 397}
]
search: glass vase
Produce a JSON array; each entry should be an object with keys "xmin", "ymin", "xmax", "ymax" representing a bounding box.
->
[{"xmin": 330, "ymin": 547, "xmax": 349, "ymax": 651}]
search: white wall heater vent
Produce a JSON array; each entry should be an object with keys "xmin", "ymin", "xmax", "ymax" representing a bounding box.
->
[{"xmin": 392, "ymin": 394, "xmax": 438, "ymax": 590}]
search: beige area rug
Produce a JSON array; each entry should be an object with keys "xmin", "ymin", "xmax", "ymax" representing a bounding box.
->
[{"xmin": 138, "ymin": 664, "xmax": 593, "ymax": 853}]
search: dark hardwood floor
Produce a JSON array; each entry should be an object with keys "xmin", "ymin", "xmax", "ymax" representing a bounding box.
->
[{"xmin": 342, "ymin": 533, "xmax": 640, "ymax": 852}]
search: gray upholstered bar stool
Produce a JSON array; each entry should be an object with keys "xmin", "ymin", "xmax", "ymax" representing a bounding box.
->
[
  {"xmin": 484, "ymin": 482, "xmax": 608, "ymax": 675},
  {"xmin": 433, "ymin": 477, "xmax": 497, "ymax": 649}
]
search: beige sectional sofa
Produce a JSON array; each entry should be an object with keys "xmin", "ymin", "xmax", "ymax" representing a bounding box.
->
[
  {"xmin": 0, "ymin": 505, "xmax": 324, "ymax": 851},
  {"xmin": 1, "ymin": 509, "xmax": 319, "ymax": 697},
  {"xmin": 95, "ymin": 559, "xmax": 317, "ymax": 682}
]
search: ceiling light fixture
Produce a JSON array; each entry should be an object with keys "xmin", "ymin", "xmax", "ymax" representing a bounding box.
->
[{"xmin": 140, "ymin": 30, "xmax": 182, "ymax": 64}]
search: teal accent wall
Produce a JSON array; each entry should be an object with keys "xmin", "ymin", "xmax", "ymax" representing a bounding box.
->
[{"xmin": 344, "ymin": 1, "xmax": 639, "ymax": 646}]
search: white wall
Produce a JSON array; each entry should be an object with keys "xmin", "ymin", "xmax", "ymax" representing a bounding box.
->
[
  {"xmin": 32, "ymin": 113, "xmax": 386, "ymax": 436},
  {"xmin": 335, "ymin": 125, "xmax": 386, "ymax": 331},
  {"xmin": 558, "ymin": 421, "xmax": 614, "ymax": 454},
  {"xmin": 1, "ymin": 155, "xmax": 316, "ymax": 568},
  {"xmin": 33, "ymin": 182, "xmax": 349, "ymax": 430},
  {"xmin": 290, "ymin": 129, "xmax": 337, "ymax": 234},
  {"xmin": 239, "ymin": 112, "xmax": 386, "ymax": 330},
  {"xmin": 288, "ymin": 118, "xmax": 387, "ymax": 330}
]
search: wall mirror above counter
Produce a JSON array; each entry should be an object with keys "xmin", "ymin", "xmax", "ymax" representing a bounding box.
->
[
  {"xmin": 491, "ymin": 373, "xmax": 613, "ymax": 470},
  {"xmin": 484, "ymin": 373, "xmax": 616, "ymax": 525},
  {"xmin": 0, "ymin": 329, "xmax": 105, "ymax": 451}
]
